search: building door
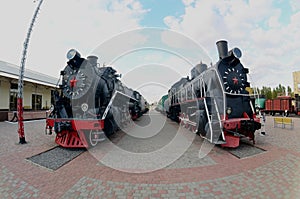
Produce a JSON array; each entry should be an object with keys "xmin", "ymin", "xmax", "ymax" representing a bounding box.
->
[{"xmin": 32, "ymin": 94, "xmax": 42, "ymax": 110}]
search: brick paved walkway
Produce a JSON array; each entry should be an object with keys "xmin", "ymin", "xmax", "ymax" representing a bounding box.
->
[
  {"xmin": 0, "ymin": 116, "xmax": 300, "ymax": 198},
  {"xmin": 62, "ymin": 154, "xmax": 300, "ymax": 199}
]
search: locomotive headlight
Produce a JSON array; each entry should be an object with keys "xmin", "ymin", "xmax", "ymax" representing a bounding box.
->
[
  {"xmin": 67, "ymin": 49, "xmax": 80, "ymax": 60},
  {"xmin": 232, "ymin": 47, "xmax": 242, "ymax": 59},
  {"xmin": 66, "ymin": 49, "xmax": 84, "ymax": 69},
  {"xmin": 81, "ymin": 103, "xmax": 89, "ymax": 112},
  {"xmin": 255, "ymin": 107, "xmax": 260, "ymax": 114},
  {"xmin": 226, "ymin": 107, "xmax": 232, "ymax": 115}
]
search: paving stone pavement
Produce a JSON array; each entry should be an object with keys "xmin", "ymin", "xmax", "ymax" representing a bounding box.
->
[
  {"xmin": 0, "ymin": 115, "xmax": 300, "ymax": 198},
  {"xmin": 0, "ymin": 166, "xmax": 50, "ymax": 198},
  {"xmin": 62, "ymin": 154, "xmax": 300, "ymax": 199}
]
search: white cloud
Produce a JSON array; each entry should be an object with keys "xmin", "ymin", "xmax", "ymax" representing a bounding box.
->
[
  {"xmin": 163, "ymin": 16, "xmax": 181, "ymax": 30},
  {"xmin": 182, "ymin": 0, "xmax": 196, "ymax": 7},
  {"xmin": 163, "ymin": 0, "xmax": 300, "ymax": 89},
  {"xmin": 290, "ymin": 0, "xmax": 300, "ymax": 12},
  {"xmin": 0, "ymin": 0, "xmax": 148, "ymax": 77},
  {"xmin": 268, "ymin": 12, "xmax": 281, "ymax": 28},
  {"xmin": 1, "ymin": 0, "xmax": 299, "ymax": 98}
]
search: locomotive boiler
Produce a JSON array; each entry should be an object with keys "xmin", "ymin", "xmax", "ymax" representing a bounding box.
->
[
  {"xmin": 166, "ymin": 40, "xmax": 261, "ymax": 147},
  {"xmin": 46, "ymin": 49, "xmax": 147, "ymax": 148}
]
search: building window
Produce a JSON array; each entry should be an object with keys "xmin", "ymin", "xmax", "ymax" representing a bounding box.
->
[
  {"xmin": 9, "ymin": 83, "xmax": 18, "ymax": 111},
  {"xmin": 32, "ymin": 94, "xmax": 42, "ymax": 110}
]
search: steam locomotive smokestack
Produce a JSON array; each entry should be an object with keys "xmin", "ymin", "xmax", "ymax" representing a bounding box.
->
[
  {"xmin": 216, "ymin": 40, "xmax": 229, "ymax": 59},
  {"xmin": 87, "ymin": 55, "xmax": 98, "ymax": 67}
]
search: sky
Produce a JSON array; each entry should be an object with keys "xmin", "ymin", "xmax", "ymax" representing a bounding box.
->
[{"xmin": 0, "ymin": 0, "xmax": 299, "ymax": 102}]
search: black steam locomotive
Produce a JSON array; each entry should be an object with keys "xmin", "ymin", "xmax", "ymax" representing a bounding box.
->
[
  {"xmin": 46, "ymin": 49, "xmax": 148, "ymax": 148},
  {"xmin": 166, "ymin": 40, "xmax": 261, "ymax": 147}
]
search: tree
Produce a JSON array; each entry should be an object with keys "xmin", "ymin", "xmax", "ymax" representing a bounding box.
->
[
  {"xmin": 255, "ymin": 84, "xmax": 293, "ymax": 99},
  {"xmin": 287, "ymin": 86, "xmax": 294, "ymax": 97},
  {"xmin": 260, "ymin": 86, "xmax": 272, "ymax": 99},
  {"xmin": 275, "ymin": 84, "xmax": 286, "ymax": 96},
  {"xmin": 272, "ymin": 88, "xmax": 278, "ymax": 99}
]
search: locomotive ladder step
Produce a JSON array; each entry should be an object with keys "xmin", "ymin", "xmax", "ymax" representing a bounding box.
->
[
  {"xmin": 210, "ymin": 133, "xmax": 225, "ymax": 144},
  {"xmin": 91, "ymin": 138, "xmax": 106, "ymax": 142},
  {"xmin": 91, "ymin": 131, "xmax": 106, "ymax": 142},
  {"xmin": 214, "ymin": 140, "xmax": 226, "ymax": 144},
  {"xmin": 202, "ymin": 133, "xmax": 225, "ymax": 144},
  {"xmin": 92, "ymin": 131, "xmax": 105, "ymax": 135}
]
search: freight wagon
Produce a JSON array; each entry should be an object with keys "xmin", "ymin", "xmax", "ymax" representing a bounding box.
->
[{"xmin": 264, "ymin": 96, "xmax": 297, "ymax": 116}]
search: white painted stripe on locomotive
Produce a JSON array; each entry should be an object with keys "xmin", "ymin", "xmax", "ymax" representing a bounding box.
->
[
  {"xmin": 101, "ymin": 91, "xmax": 138, "ymax": 120},
  {"xmin": 101, "ymin": 91, "xmax": 118, "ymax": 120},
  {"xmin": 117, "ymin": 91, "xmax": 138, "ymax": 102}
]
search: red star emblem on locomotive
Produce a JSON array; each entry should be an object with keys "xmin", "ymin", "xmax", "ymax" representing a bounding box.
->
[
  {"xmin": 70, "ymin": 77, "xmax": 78, "ymax": 88},
  {"xmin": 232, "ymin": 77, "xmax": 238, "ymax": 85}
]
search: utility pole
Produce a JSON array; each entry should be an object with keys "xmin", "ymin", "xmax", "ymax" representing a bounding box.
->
[{"xmin": 17, "ymin": 0, "xmax": 44, "ymax": 144}]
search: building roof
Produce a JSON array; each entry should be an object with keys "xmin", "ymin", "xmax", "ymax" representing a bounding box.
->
[{"xmin": 0, "ymin": 60, "xmax": 59, "ymax": 87}]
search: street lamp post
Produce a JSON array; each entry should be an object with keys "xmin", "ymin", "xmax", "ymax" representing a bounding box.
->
[{"xmin": 17, "ymin": 0, "xmax": 44, "ymax": 144}]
